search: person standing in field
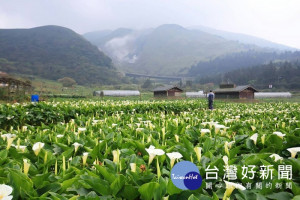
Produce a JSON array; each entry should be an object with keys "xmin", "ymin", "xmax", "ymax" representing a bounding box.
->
[{"xmin": 208, "ymin": 90, "xmax": 214, "ymax": 110}]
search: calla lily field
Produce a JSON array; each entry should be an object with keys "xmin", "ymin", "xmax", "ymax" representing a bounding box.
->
[{"xmin": 0, "ymin": 100, "xmax": 299, "ymax": 199}]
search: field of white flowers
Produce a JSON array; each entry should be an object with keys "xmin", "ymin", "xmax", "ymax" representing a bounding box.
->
[{"xmin": 0, "ymin": 100, "xmax": 299, "ymax": 200}]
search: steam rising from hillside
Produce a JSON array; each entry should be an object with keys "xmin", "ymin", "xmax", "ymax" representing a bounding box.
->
[{"xmin": 104, "ymin": 33, "xmax": 139, "ymax": 63}]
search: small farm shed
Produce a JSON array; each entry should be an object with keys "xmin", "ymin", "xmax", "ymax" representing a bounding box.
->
[
  {"xmin": 93, "ymin": 90, "xmax": 140, "ymax": 97},
  {"xmin": 214, "ymin": 84, "xmax": 258, "ymax": 99},
  {"xmin": 153, "ymin": 85, "xmax": 183, "ymax": 97},
  {"xmin": 0, "ymin": 75, "xmax": 32, "ymax": 99},
  {"xmin": 255, "ymin": 92, "xmax": 292, "ymax": 98}
]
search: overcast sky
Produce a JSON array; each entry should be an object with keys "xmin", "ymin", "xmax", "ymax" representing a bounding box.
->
[{"xmin": 0, "ymin": 0, "xmax": 299, "ymax": 48}]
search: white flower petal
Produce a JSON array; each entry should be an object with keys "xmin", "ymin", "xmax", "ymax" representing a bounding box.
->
[
  {"xmin": 166, "ymin": 152, "xmax": 183, "ymax": 159},
  {"xmin": 224, "ymin": 181, "xmax": 246, "ymax": 190},
  {"xmin": 270, "ymin": 154, "xmax": 283, "ymax": 162},
  {"xmin": 0, "ymin": 184, "xmax": 13, "ymax": 196}
]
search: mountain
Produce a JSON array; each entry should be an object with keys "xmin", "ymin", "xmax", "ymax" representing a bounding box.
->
[
  {"xmin": 188, "ymin": 50, "xmax": 300, "ymax": 77},
  {"xmin": 124, "ymin": 24, "xmax": 253, "ymax": 75},
  {"xmin": 188, "ymin": 25, "xmax": 298, "ymax": 51},
  {"xmin": 83, "ymin": 24, "xmax": 293, "ymax": 76},
  {"xmin": 0, "ymin": 25, "xmax": 121, "ymax": 84}
]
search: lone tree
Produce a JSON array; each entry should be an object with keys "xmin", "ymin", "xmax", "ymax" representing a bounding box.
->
[{"xmin": 58, "ymin": 77, "xmax": 77, "ymax": 87}]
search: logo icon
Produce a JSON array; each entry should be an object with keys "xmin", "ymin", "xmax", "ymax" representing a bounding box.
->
[{"xmin": 171, "ymin": 161, "xmax": 202, "ymax": 190}]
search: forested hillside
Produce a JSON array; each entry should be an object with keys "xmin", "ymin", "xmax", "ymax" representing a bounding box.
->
[
  {"xmin": 189, "ymin": 50, "xmax": 300, "ymax": 77},
  {"xmin": 0, "ymin": 26, "xmax": 121, "ymax": 84},
  {"xmin": 197, "ymin": 61, "xmax": 300, "ymax": 90}
]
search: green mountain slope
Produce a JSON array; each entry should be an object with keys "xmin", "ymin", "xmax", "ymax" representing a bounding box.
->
[
  {"xmin": 84, "ymin": 24, "xmax": 263, "ymax": 76},
  {"xmin": 0, "ymin": 25, "xmax": 121, "ymax": 84}
]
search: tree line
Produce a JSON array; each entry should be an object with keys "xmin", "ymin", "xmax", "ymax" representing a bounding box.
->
[
  {"xmin": 197, "ymin": 61, "xmax": 300, "ymax": 90},
  {"xmin": 189, "ymin": 50, "xmax": 300, "ymax": 78}
]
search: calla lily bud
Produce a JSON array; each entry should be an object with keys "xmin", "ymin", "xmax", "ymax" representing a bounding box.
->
[
  {"xmin": 261, "ymin": 134, "xmax": 266, "ymax": 145},
  {"xmin": 112, "ymin": 149, "xmax": 121, "ymax": 164},
  {"xmin": 130, "ymin": 163, "xmax": 136, "ymax": 172},
  {"xmin": 194, "ymin": 147, "xmax": 202, "ymax": 162},
  {"xmin": 224, "ymin": 141, "xmax": 229, "ymax": 156},
  {"xmin": 175, "ymin": 134, "xmax": 179, "ymax": 142},
  {"xmin": 23, "ymin": 159, "xmax": 30, "ymax": 175},
  {"xmin": 82, "ymin": 152, "xmax": 88, "ymax": 166}
]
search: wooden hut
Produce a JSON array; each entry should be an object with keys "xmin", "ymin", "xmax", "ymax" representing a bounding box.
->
[
  {"xmin": 153, "ymin": 85, "xmax": 183, "ymax": 97},
  {"xmin": 214, "ymin": 84, "xmax": 258, "ymax": 99},
  {"xmin": 0, "ymin": 75, "xmax": 32, "ymax": 100}
]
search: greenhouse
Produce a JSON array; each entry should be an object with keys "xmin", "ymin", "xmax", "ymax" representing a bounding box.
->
[
  {"xmin": 93, "ymin": 90, "xmax": 140, "ymax": 97},
  {"xmin": 255, "ymin": 92, "xmax": 292, "ymax": 98},
  {"xmin": 186, "ymin": 91, "xmax": 206, "ymax": 98}
]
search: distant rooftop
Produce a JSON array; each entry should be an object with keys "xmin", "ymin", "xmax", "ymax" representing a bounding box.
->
[
  {"xmin": 214, "ymin": 85, "xmax": 258, "ymax": 93},
  {"xmin": 153, "ymin": 85, "xmax": 183, "ymax": 92}
]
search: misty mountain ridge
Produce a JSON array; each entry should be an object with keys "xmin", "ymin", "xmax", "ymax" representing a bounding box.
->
[
  {"xmin": 84, "ymin": 24, "xmax": 296, "ymax": 76},
  {"xmin": 0, "ymin": 25, "xmax": 121, "ymax": 84},
  {"xmin": 188, "ymin": 25, "xmax": 298, "ymax": 51}
]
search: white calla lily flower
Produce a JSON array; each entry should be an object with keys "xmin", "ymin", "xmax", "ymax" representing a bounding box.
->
[
  {"xmin": 287, "ymin": 147, "xmax": 300, "ymax": 158},
  {"xmin": 72, "ymin": 142, "xmax": 82, "ymax": 153},
  {"xmin": 1, "ymin": 133, "xmax": 16, "ymax": 140},
  {"xmin": 270, "ymin": 154, "xmax": 283, "ymax": 162},
  {"xmin": 78, "ymin": 127, "xmax": 86, "ymax": 133},
  {"xmin": 273, "ymin": 131, "xmax": 286, "ymax": 139},
  {"xmin": 250, "ymin": 133, "xmax": 258, "ymax": 145},
  {"xmin": 223, "ymin": 181, "xmax": 246, "ymax": 200},
  {"xmin": 200, "ymin": 129, "xmax": 210, "ymax": 137},
  {"xmin": 166, "ymin": 152, "xmax": 183, "ymax": 168},
  {"xmin": 32, "ymin": 142, "xmax": 45, "ymax": 156},
  {"xmin": 215, "ymin": 124, "xmax": 226, "ymax": 134},
  {"xmin": 145, "ymin": 145, "xmax": 165, "ymax": 165},
  {"xmin": 2, "ymin": 134, "xmax": 16, "ymax": 150},
  {"xmin": 16, "ymin": 145, "xmax": 27, "ymax": 153},
  {"xmin": 0, "ymin": 184, "xmax": 13, "ymax": 200}
]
